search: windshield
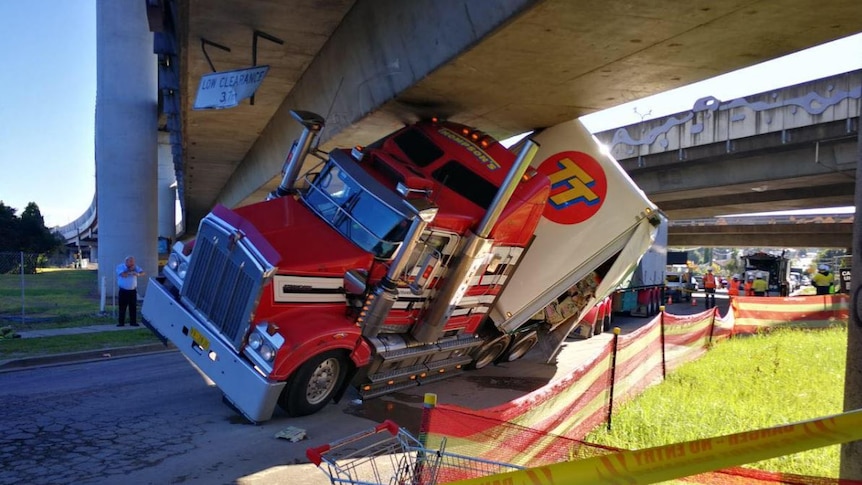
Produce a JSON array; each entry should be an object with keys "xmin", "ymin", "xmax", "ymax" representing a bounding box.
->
[{"xmin": 302, "ymin": 161, "xmax": 410, "ymax": 259}]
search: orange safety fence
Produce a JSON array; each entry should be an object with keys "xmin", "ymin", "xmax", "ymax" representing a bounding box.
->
[
  {"xmin": 423, "ymin": 295, "xmax": 852, "ymax": 484},
  {"xmin": 732, "ymin": 294, "xmax": 849, "ymax": 335}
]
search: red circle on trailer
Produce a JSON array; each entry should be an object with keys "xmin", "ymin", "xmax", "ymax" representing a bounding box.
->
[{"xmin": 536, "ymin": 151, "xmax": 607, "ymax": 224}]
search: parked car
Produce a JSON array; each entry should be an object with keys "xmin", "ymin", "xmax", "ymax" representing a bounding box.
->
[{"xmin": 666, "ymin": 271, "xmax": 695, "ymax": 302}]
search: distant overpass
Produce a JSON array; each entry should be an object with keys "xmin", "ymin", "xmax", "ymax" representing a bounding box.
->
[
  {"xmin": 55, "ymin": 195, "xmax": 97, "ymax": 262},
  {"xmin": 668, "ymin": 213, "xmax": 853, "ymax": 248},
  {"xmin": 593, "ymin": 69, "xmax": 860, "ymax": 248}
]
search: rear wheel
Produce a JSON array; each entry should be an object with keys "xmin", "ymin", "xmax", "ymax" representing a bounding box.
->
[
  {"xmin": 279, "ymin": 350, "xmax": 348, "ymax": 417},
  {"xmin": 500, "ymin": 331, "xmax": 538, "ymax": 362},
  {"xmin": 470, "ymin": 335, "xmax": 511, "ymax": 370}
]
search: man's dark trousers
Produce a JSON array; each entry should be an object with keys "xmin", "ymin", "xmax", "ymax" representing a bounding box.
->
[{"xmin": 118, "ymin": 288, "xmax": 138, "ymax": 325}]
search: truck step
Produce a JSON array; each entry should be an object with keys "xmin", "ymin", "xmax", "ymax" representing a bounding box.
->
[
  {"xmin": 358, "ymin": 380, "xmax": 419, "ymax": 400},
  {"xmin": 436, "ymin": 335, "xmax": 482, "ymax": 352},
  {"xmin": 379, "ymin": 345, "xmax": 438, "ymax": 361},
  {"xmin": 360, "ymin": 355, "xmax": 474, "ymax": 400},
  {"xmin": 417, "ymin": 367, "xmax": 465, "ymax": 386},
  {"xmin": 367, "ymin": 362, "xmax": 428, "ymax": 383},
  {"xmin": 378, "ymin": 335, "xmax": 480, "ymax": 361}
]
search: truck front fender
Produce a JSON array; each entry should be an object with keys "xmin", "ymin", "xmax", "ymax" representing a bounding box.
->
[{"xmin": 268, "ymin": 308, "xmax": 367, "ymax": 381}]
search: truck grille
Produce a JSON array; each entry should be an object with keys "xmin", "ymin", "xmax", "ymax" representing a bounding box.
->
[{"xmin": 181, "ymin": 218, "xmax": 270, "ymax": 350}]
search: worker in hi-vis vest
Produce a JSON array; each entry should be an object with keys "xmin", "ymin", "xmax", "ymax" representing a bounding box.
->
[
  {"xmin": 703, "ymin": 268, "xmax": 717, "ymax": 309},
  {"xmin": 727, "ymin": 274, "xmax": 741, "ymax": 298},
  {"xmin": 813, "ymin": 264, "xmax": 834, "ymax": 295},
  {"xmin": 752, "ymin": 273, "xmax": 769, "ymax": 296},
  {"xmin": 744, "ymin": 276, "xmax": 754, "ymax": 296}
]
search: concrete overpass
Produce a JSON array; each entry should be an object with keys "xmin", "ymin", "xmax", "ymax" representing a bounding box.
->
[
  {"xmin": 591, "ymin": 69, "xmax": 860, "ymax": 248},
  {"xmin": 668, "ymin": 213, "xmax": 854, "ymax": 248},
  {"xmin": 86, "ymin": 0, "xmax": 862, "ymax": 288},
  {"xmin": 144, "ymin": 0, "xmax": 862, "ymax": 234},
  {"xmin": 593, "ymin": 70, "xmax": 860, "ymax": 220}
]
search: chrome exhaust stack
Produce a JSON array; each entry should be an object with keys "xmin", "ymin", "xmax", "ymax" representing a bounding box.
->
[
  {"xmin": 268, "ymin": 110, "xmax": 325, "ymax": 199},
  {"xmin": 360, "ymin": 201, "xmax": 438, "ymax": 339},
  {"xmin": 411, "ymin": 140, "xmax": 539, "ymax": 343}
]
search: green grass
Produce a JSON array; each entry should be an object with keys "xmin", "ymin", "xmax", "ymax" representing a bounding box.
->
[
  {"xmin": 586, "ymin": 325, "xmax": 847, "ymax": 478},
  {"xmin": 0, "ymin": 269, "xmax": 159, "ymax": 359},
  {"xmin": 0, "ymin": 269, "xmax": 105, "ymax": 328},
  {"xmin": 0, "ymin": 329, "xmax": 162, "ymax": 360}
]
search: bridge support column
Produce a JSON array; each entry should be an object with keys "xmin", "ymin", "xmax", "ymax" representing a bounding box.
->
[
  {"xmin": 95, "ymin": 0, "xmax": 158, "ymax": 296},
  {"xmin": 842, "ymin": 82, "xmax": 862, "ymax": 480},
  {"xmin": 158, "ymin": 132, "xmax": 177, "ymax": 242}
]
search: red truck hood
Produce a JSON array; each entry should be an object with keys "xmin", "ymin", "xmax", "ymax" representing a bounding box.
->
[{"xmin": 230, "ymin": 196, "xmax": 374, "ymax": 274}]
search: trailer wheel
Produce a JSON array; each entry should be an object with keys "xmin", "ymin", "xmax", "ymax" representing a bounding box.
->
[
  {"xmin": 469, "ymin": 335, "xmax": 511, "ymax": 370},
  {"xmin": 279, "ymin": 350, "xmax": 348, "ymax": 417},
  {"xmin": 499, "ymin": 331, "xmax": 538, "ymax": 362},
  {"xmin": 602, "ymin": 311, "xmax": 613, "ymax": 332}
]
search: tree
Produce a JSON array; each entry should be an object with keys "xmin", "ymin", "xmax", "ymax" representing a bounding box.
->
[
  {"xmin": 19, "ymin": 203, "xmax": 64, "ymax": 254},
  {"xmin": 0, "ymin": 201, "xmax": 65, "ymax": 268},
  {"xmin": 0, "ymin": 202, "xmax": 21, "ymax": 252}
]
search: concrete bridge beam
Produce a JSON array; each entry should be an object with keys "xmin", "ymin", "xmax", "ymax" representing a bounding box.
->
[
  {"xmin": 211, "ymin": 0, "xmax": 536, "ymax": 221},
  {"xmin": 669, "ymin": 223, "xmax": 853, "ymax": 249}
]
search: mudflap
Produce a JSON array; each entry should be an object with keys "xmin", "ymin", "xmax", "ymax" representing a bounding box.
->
[
  {"xmin": 335, "ymin": 367, "xmax": 361, "ymax": 403},
  {"xmin": 535, "ymin": 315, "xmax": 581, "ymax": 364}
]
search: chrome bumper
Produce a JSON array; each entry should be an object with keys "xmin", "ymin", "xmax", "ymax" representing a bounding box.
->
[{"xmin": 141, "ymin": 279, "xmax": 285, "ymax": 422}]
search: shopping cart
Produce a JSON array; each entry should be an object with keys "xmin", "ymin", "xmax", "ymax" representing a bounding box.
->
[{"xmin": 306, "ymin": 419, "xmax": 524, "ymax": 485}]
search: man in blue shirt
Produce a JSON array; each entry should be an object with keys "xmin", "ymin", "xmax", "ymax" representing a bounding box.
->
[{"xmin": 116, "ymin": 256, "xmax": 145, "ymax": 327}]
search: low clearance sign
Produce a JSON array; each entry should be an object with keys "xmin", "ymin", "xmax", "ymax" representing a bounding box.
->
[{"xmin": 193, "ymin": 65, "xmax": 270, "ymax": 110}]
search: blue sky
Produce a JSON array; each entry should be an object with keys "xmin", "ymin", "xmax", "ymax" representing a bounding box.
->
[
  {"xmin": 0, "ymin": 2, "xmax": 858, "ymax": 227},
  {"xmin": 0, "ymin": 1, "xmax": 96, "ymax": 228}
]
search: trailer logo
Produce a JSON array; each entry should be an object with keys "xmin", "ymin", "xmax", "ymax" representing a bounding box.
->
[{"xmin": 537, "ymin": 151, "xmax": 607, "ymax": 224}]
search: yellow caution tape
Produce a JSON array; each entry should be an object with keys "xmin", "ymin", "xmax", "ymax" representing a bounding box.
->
[{"xmin": 446, "ymin": 408, "xmax": 862, "ymax": 485}]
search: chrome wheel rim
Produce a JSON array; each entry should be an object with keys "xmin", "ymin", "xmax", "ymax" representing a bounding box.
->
[{"xmin": 306, "ymin": 357, "xmax": 340, "ymax": 405}]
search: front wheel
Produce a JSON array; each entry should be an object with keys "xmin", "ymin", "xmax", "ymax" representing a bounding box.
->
[{"xmin": 279, "ymin": 350, "xmax": 348, "ymax": 417}]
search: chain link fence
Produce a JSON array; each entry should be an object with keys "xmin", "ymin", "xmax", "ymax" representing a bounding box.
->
[{"xmin": 0, "ymin": 252, "xmax": 113, "ymax": 333}]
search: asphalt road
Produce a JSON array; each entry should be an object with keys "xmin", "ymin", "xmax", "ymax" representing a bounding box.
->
[
  {"xmin": 0, "ymin": 351, "xmax": 373, "ymax": 485},
  {"xmin": 1, "ymin": 298, "xmax": 728, "ymax": 484}
]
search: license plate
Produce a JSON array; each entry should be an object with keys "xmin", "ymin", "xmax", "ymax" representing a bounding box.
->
[{"xmin": 189, "ymin": 327, "xmax": 210, "ymax": 350}]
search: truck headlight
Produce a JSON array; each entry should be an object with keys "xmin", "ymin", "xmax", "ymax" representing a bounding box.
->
[
  {"xmin": 243, "ymin": 323, "xmax": 284, "ymax": 372},
  {"xmin": 167, "ymin": 253, "xmax": 180, "ymax": 271},
  {"xmin": 259, "ymin": 342, "xmax": 276, "ymax": 362},
  {"xmin": 248, "ymin": 332, "xmax": 263, "ymax": 350},
  {"xmin": 178, "ymin": 262, "xmax": 189, "ymax": 279}
]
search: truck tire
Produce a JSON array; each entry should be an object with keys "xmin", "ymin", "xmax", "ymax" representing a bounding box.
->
[
  {"xmin": 279, "ymin": 350, "xmax": 348, "ymax": 417},
  {"xmin": 469, "ymin": 335, "xmax": 511, "ymax": 370},
  {"xmin": 499, "ymin": 331, "xmax": 538, "ymax": 362}
]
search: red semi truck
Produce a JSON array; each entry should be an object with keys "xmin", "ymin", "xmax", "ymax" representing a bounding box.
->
[{"xmin": 142, "ymin": 111, "xmax": 660, "ymax": 422}]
